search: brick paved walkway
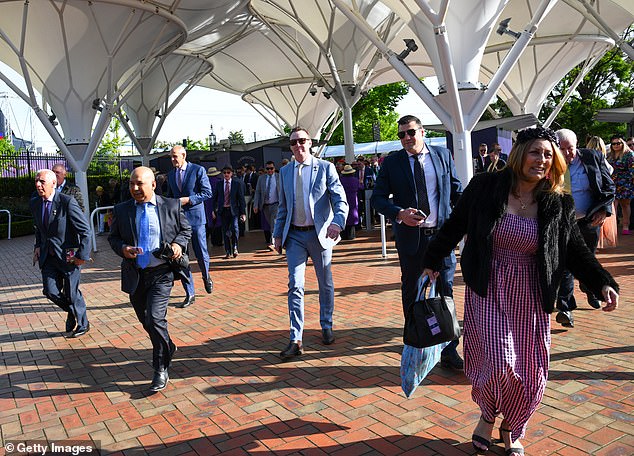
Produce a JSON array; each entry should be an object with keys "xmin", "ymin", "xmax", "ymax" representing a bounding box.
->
[{"xmin": 0, "ymin": 228, "xmax": 632, "ymax": 455}]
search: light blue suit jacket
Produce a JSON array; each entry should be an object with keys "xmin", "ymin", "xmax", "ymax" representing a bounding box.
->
[
  {"xmin": 274, "ymin": 156, "xmax": 348, "ymax": 250},
  {"xmin": 167, "ymin": 162, "xmax": 213, "ymax": 227}
]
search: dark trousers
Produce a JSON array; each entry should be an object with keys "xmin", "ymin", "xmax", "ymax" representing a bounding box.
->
[
  {"xmin": 130, "ymin": 264, "xmax": 174, "ymax": 371},
  {"xmin": 220, "ymin": 207, "xmax": 240, "ymax": 255},
  {"xmin": 398, "ymin": 231, "xmax": 458, "ymax": 353},
  {"xmin": 41, "ymin": 256, "xmax": 88, "ymax": 330},
  {"xmin": 557, "ymin": 218, "xmax": 600, "ymax": 312}
]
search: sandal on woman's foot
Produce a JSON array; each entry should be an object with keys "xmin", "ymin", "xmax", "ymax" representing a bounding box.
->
[
  {"xmin": 472, "ymin": 416, "xmax": 495, "ymax": 453},
  {"xmin": 499, "ymin": 424, "xmax": 524, "ymax": 455}
]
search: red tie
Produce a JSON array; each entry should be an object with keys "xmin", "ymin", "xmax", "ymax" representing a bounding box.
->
[{"xmin": 224, "ymin": 180, "xmax": 231, "ymax": 207}]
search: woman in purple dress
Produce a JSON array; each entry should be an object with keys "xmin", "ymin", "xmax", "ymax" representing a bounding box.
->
[
  {"xmin": 423, "ymin": 127, "xmax": 619, "ymax": 455},
  {"xmin": 339, "ymin": 164, "xmax": 363, "ymax": 240}
]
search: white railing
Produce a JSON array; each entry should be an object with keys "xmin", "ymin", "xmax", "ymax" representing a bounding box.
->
[
  {"xmin": 90, "ymin": 205, "xmax": 114, "ymax": 252},
  {"xmin": 0, "ymin": 209, "xmax": 11, "ymax": 239}
]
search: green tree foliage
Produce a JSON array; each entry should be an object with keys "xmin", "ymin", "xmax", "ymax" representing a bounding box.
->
[
  {"xmin": 540, "ymin": 27, "xmax": 634, "ymax": 141},
  {"xmin": 323, "ymin": 82, "xmax": 409, "ymax": 145},
  {"xmin": 228, "ymin": 130, "xmax": 245, "ymax": 145},
  {"xmin": 0, "ymin": 137, "xmax": 19, "ymax": 173},
  {"xmin": 91, "ymin": 117, "xmax": 126, "ymax": 175}
]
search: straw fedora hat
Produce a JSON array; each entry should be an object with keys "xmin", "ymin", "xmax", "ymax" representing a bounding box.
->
[
  {"xmin": 341, "ymin": 164, "xmax": 356, "ymax": 175},
  {"xmin": 207, "ymin": 166, "xmax": 221, "ymax": 176}
]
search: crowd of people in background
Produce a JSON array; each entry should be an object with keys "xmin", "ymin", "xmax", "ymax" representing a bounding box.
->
[{"xmin": 28, "ymin": 119, "xmax": 623, "ymax": 452}]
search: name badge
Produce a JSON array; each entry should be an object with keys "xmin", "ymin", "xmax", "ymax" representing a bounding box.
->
[{"xmin": 427, "ymin": 315, "xmax": 441, "ymax": 335}]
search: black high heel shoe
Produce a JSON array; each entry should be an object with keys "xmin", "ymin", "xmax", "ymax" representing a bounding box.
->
[
  {"xmin": 499, "ymin": 425, "xmax": 525, "ymax": 455},
  {"xmin": 472, "ymin": 416, "xmax": 495, "ymax": 453}
]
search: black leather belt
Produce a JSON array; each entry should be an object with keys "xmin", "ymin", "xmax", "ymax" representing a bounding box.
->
[
  {"xmin": 263, "ymin": 202, "xmax": 279, "ymax": 206},
  {"xmin": 290, "ymin": 224, "xmax": 315, "ymax": 231},
  {"xmin": 421, "ymin": 227, "xmax": 437, "ymax": 236}
]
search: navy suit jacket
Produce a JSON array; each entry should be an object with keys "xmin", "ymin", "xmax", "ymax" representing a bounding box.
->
[
  {"xmin": 30, "ymin": 192, "xmax": 91, "ymax": 270},
  {"xmin": 108, "ymin": 195, "xmax": 191, "ymax": 294},
  {"xmin": 371, "ymin": 146, "xmax": 462, "ymax": 253},
  {"xmin": 576, "ymin": 148, "xmax": 615, "ymax": 218},
  {"xmin": 211, "ymin": 178, "xmax": 246, "ymax": 217},
  {"xmin": 167, "ymin": 162, "xmax": 212, "ymax": 227}
]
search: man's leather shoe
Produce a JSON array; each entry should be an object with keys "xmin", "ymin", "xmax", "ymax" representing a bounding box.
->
[
  {"xmin": 441, "ymin": 348, "xmax": 464, "ymax": 370},
  {"xmin": 177, "ymin": 296, "xmax": 195, "ymax": 308},
  {"xmin": 322, "ymin": 328, "xmax": 335, "ymax": 345},
  {"xmin": 233, "ymin": 249, "xmax": 239, "ymax": 258},
  {"xmin": 65, "ymin": 313, "xmax": 77, "ymax": 333},
  {"xmin": 224, "ymin": 253, "xmax": 231, "ymax": 259},
  {"xmin": 588, "ymin": 297, "xmax": 601, "ymax": 309},
  {"xmin": 280, "ymin": 341, "xmax": 303, "ymax": 360},
  {"xmin": 70, "ymin": 323, "xmax": 90, "ymax": 338},
  {"xmin": 204, "ymin": 278, "xmax": 214, "ymax": 294},
  {"xmin": 556, "ymin": 311, "xmax": 574, "ymax": 327},
  {"xmin": 149, "ymin": 369, "xmax": 169, "ymax": 392}
]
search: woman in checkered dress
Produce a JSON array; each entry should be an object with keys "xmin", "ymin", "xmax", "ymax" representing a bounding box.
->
[{"xmin": 423, "ymin": 127, "xmax": 619, "ymax": 455}]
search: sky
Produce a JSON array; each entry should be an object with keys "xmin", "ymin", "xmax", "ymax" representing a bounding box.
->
[{"xmin": 0, "ymin": 61, "xmax": 440, "ymax": 153}]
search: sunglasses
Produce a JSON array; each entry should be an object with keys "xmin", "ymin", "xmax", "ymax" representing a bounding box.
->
[
  {"xmin": 611, "ymin": 142, "xmax": 622, "ymax": 146},
  {"xmin": 397, "ymin": 129, "xmax": 419, "ymax": 139},
  {"xmin": 266, "ymin": 167, "xmax": 274, "ymax": 170},
  {"xmin": 290, "ymin": 138, "xmax": 309, "ymax": 146},
  {"xmin": 223, "ymin": 171, "xmax": 232, "ymax": 174}
]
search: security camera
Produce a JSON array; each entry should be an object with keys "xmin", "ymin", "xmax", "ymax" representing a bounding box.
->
[{"xmin": 309, "ymin": 86, "xmax": 317, "ymax": 96}]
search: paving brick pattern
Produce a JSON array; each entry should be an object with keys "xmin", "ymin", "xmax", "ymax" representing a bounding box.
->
[{"xmin": 0, "ymin": 228, "xmax": 631, "ymax": 455}]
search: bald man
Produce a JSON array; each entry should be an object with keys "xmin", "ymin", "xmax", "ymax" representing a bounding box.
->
[
  {"xmin": 30, "ymin": 169, "xmax": 92, "ymax": 337},
  {"xmin": 108, "ymin": 167, "xmax": 192, "ymax": 392},
  {"xmin": 167, "ymin": 145, "xmax": 213, "ymax": 307}
]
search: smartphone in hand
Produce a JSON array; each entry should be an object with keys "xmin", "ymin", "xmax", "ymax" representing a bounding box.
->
[
  {"xmin": 131, "ymin": 246, "xmax": 143, "ymax": 255},
  {"xmin": 414, "ymin": 209, "xmax": 428, "ymax": 219}
]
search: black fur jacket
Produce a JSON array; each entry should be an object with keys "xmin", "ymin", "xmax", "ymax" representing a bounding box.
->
[{"xmin": 423, "ymin": 168, "xmax": 618, "ymax": 313}]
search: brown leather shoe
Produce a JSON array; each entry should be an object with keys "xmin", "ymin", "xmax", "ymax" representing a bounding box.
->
[{"xmin": 280, "ymin": 341, "xmax": 303, "ymax": 360}]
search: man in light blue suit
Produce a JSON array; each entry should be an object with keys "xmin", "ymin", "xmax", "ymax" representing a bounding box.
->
[
  {"xmin": 274, "ymin": 127, "xmax": 349, "ymax": 360},
  {"xmin": 167, "ymin": 145, "xmax": 213, "ymax": 308}
]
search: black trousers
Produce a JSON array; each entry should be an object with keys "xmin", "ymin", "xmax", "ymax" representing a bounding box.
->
[
  {"xmin": 397, "ymin": 231, "xmax": 459, "ymax": 353},
  {"xmin": 557, "ymin": 218, "xmax": 600, "ymax": 312},
  {"xmin": 130, "ymin": 264, "xmax": 174, "ymax": 371}
]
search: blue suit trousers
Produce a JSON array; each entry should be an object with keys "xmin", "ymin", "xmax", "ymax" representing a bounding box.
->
[
  {"xmin": 180, "ymin": 223, "xmax": 210, "ymax": 296},
  {"xmin": 41, "ymin": 256, "xmax": 89, "ymax": 331},
  {"xmin": 285, "ymin": 228, "xmax": 334, "ymax": 342}
]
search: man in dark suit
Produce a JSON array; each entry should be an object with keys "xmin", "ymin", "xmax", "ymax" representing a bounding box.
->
[
  {"xmin": 555, "ymin": 128, "xmax": 615, "ymax": 327},
  {"xmin": 30, "ymin": 169, "xmax": 91, "ymax": 337},
  {"xmin": 52, "ymin": 163, "xmax": 85, "ymax": 212},
  {"xmin": 473, "ymin": 143, "xmax": 488, "ymax": 174},
  {"xmin": 167, "ymin": 145, "xmax": 213, "ymax": 308},
  {"xmin": 371, "ymin": 115, "xmax": 464, "ymax": 370},
  {"xmin": 109, "ymin": 166, "xmax": 191, "ymax": 392},
  {"xmin": 210, "ymin": 166, "xmax": 246, "ymax": 259}
]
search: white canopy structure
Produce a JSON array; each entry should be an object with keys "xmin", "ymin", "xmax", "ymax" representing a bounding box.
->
[{"xmin": 1, "ymin": 0, "xmax": 633, "ymax": 199}]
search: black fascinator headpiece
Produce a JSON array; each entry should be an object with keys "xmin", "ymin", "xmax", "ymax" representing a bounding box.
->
[{"xmin": 516, "ymin": 126, "xmax": 559, "ymax": 147}]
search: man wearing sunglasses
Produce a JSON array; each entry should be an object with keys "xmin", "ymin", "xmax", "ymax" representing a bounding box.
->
[
  {"xmin": 253, "ymin": 161, "xmax": 280, "ymax": 251},
  {"xmin": 371, "ymin": 115, "xmax": 464, "ymax": 370},
  {"xmin": 274, "ymin": 127, "xmax": 348, "ymax": 360}
]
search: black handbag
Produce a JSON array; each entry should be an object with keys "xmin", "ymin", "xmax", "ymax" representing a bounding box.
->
[{"xmin": 403, "ymin": 276, "xmax": 461, "ymax": 348}]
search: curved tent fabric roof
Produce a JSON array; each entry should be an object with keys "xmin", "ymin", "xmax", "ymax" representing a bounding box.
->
[
  {"xmin": 595, "ymin": 106, "xmax": 634, "ymax": 124},
  {"xmin": 0, "ymin": 0, "xmax": 187, "ymax": 144},
  {"xmin": 482, "ymin": 0, "xmax": 633, "ymax": 117},
  {"xmin": 123, "ymin": 53, "xmax": 213, "ymax": 138}
]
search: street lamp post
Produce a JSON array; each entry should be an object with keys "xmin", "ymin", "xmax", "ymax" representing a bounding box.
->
[{"xmin": 209, "ymin": 124, "xmax": 216, "ymax": 151}]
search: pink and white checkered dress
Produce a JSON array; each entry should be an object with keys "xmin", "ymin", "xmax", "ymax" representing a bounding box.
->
[{"xmin": 464, "ymin": 212, "xmax": 550, "ymax": 441}]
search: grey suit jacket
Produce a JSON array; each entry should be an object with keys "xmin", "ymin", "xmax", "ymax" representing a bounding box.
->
[
  {"xmin": 273, "ymin": 156, "xmax": 348, "ymax": 250},
  {"xmin": 30, "ymin": 192, "xmax": 91, "ymax": 270},
  {"xmin": 253, "ymin": 172, "xmax": 281, "ymax": 209},
  {"xmin": 108, "ymin": 195, "xmax": 191, "ymax": 294}
]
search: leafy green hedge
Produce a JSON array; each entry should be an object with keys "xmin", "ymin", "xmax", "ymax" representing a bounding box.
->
[{"xmin": 0, "ymin": 219, "xmax": 35, "ymax": 239}]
